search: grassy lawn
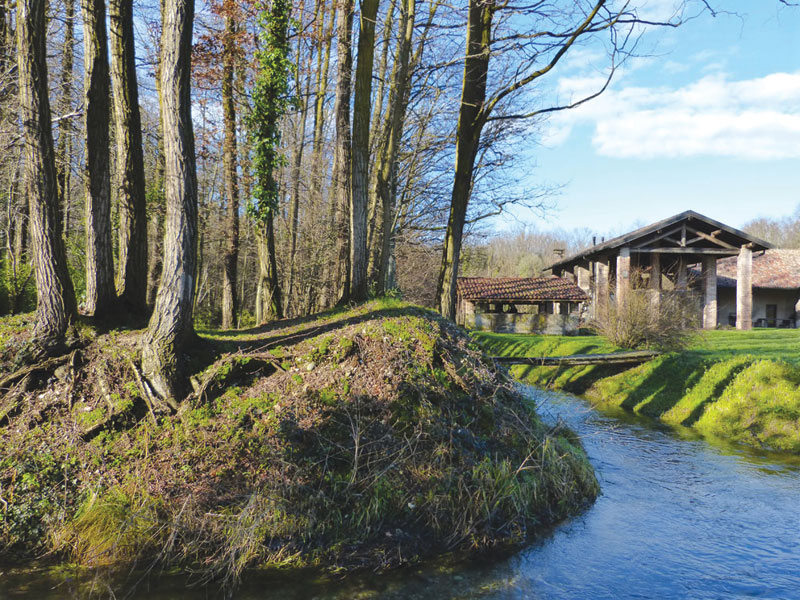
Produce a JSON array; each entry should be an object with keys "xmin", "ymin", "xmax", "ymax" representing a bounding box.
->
[
  {"xmin": 474, "ymin": 328, "xmax": 800, "ymax": 364},
  {"xmin": 473, "ymin": 328, "xmax": 800, "ymax": 453}
]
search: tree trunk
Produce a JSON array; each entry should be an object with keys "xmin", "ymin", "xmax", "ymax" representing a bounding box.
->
[
  {"xmin": 375, "ymin": 0, "xmax": 414, "ymax": 293},
  {"xmin": 285, "ymin": 25, "xmax": 311, "ymax": 317},
  {"xmin": 436, "ymin": 0, "xmax": 493, "ymax": 320},
  {"xmin": 220, "ymin": 12, "xmax": 239, "ymax": 329},
  {"xmin": 309, "ymin": 0, "xmax": 335, "ymax": 207},
  {"xmin": 56, "ymin": 0, "xmax": 75, "ymax": 236},
  {"xmin": 82, "ymin": 0, "xmax": 116, "ymax": 317},
  {"xmin": 365, "ymin": 0, "xmax": 395, "ymax": 281},
  {"xmin": 348, "ymin": 0, "xmax": 379, "ymax": 303},
  {"xmin": 17, "ymin": 0, "xmax": 77, "ymax": 352},
  {"xmin": 333, "ymin": 0, "xmax": 354, "ymax": 303},
  {"xmin": 141, "ymin": 0, "xmax": 198, "ymax": 401},
  {"xmin": 110, "ymin": 0, "xmax": 149, "ymax": 315},
  {"xmin": 255, "ymin": 217, "xmax": 282, "ymax": 323}
]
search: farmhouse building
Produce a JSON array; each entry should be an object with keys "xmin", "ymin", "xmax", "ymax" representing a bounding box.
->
[
  {"xmin": 547, "ymin": 211, "xmax": 782, "ymax": 330},
  {"xmin": 455, "ymin": 276, "xmax": 588, "ymax": 334}
]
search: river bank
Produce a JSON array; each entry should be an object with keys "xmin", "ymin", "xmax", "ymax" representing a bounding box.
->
[
  {"xmin": 476, "ymin": 330, "xmax": 800, "ymax": 452},
  {"xmin": 0, "ymin": 301, "xmax": 597, "ymax": 586},
  {"xmin": 5, "ymin": 385, "xmax": 799, "ymax": 599}
]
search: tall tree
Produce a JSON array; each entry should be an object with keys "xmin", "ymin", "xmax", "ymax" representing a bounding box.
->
[
  {"xmin": 56, "ymin": 0, "xmax": 75, "ymax": 234},
  {"xmin": 249, "ymin": 0, "xmax": 292, "ymax": 322},
  {"xmin": 332, "ymin": 0, "xmax": 353, "ymax": 303},
  {"xmin": 348, "ymin": 0, "xmax": 379, "ymax": 302},
  {"xmin": 110, "ymin": 0, "xmax": 149, "ymax": 315},
  {"xmin": 435, "ymin": 0, "xmax": 686, "ymax": 319},
  {"xmin": 82, "ymin": 0, "xmax": 116, "ymax": 316},
  {"xmin": 374, "ymin": 0, "xmax": 415, "ymax": 293},
  {"xmin": 220, "ymin": 5, "xmax": 240, "ymax": 329},
  {"xmin": 17, "ymin": 0, "xmax": 77, "ymax": 352},
  {"xmin": 141, "ymin": 0, "xmax": 198, "ymax": 400}
]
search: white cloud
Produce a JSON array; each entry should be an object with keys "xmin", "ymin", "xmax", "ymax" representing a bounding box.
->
[{"xmin": 544, "ymin": 71, "xmax": 800, "ymax": 159}]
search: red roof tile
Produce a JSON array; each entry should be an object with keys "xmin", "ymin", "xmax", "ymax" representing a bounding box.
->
[
  {"xmin": 457, "ymin": 277, "xmax": 588, "ymax": 302},
  {"xmin": 714, "ymin": 249, "xmax": 800, "ymax": 289}
]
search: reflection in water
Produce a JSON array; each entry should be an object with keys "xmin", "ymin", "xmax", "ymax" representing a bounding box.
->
[{"xmin": 4, "ymin": 386, "xmax": 800, "ymax": 599}]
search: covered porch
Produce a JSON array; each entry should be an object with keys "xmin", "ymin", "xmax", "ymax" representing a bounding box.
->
[{"xmin": 548, "ymin": 211, "xmax": 773, "ymax": 330}]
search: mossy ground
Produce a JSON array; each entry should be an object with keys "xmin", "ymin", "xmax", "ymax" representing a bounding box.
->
[
  {"xmin": 0, "ymin": 300, "xmax": 597, "ymax": 586},
  {"xmin": 475, "ymin": 329, "xmax": 800, "ymax": 453}
]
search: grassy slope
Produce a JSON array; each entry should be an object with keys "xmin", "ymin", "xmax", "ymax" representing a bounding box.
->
[
  {"xmin": 0, "ymin": 300, "xmax": 597, "ymax": 581},
  {"xmin": 475, "ymin": 329, "xmax": 800, "ymax": 453}
]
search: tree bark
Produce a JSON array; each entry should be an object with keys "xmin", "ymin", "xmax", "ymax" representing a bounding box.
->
[
  {"xmin": 436, "ymin": 0, "xmax": 493, "ymax": 320},
  {"xmin": 56, "ymin": 0, "xmax": 75, "ymax": 236},
  {"xmin": 285, "ymin": 17, "xmax": 311, "ymax": 317},
  {"xmin": 348, "ymin": 0, "xmax": 379, "ymax": 303},
  {"xmin": 333, "ymin": 0, "xmax": 354, "ymax": 303},
  {"xmin": 110, "ymin": 0, "xmax": 149, "ymax": 315},
  {"xmin": 220, "ymin": 12, "xmax": 239, "ymax": 329},
  {"xmin": 255, "ymin": 217, "xmax": 282, "ymax": 323},
  {"xmin": 141, "ymin": 0, "xmax": 198, "ymax": 401},
  {"xmin": 17, "ymin": 0, "xmax": 77, "ymax": 351},
  {"xmin": 82, "ymin": 0, "xmax": 116, "ymax": 317},
  {"xmin": 375, "ymin": 0, "xmax": 414, "ymax": 294}
]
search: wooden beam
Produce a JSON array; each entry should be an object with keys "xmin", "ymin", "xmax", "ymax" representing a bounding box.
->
[
  {"xmin": 685, "ymin": 225, "xmax": 737, "ymax": 249},
  {"xmin": 633, "ymin": 225, "xmax": 683, "ymax": 248},
  {"xmin": 630, "ymin": 248, "xmax": 738, "ymax": 255}
]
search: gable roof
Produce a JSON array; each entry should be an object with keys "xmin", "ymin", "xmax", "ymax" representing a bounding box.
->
[
  {"xmin": 548, "ymin": 210, "xmax": 773, "ymax": 273},
  {"xmin": 457, "ymin": 277, "xmax": 588, "ymax": 302},
  {"xmin": 713, "ymin": 249, "xmax": 800, "ymax": 289}
]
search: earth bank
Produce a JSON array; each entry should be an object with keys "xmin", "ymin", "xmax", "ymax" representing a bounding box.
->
[{"xmin": 0, "ymin": 301, "xmax": 597, "ymax": 585}]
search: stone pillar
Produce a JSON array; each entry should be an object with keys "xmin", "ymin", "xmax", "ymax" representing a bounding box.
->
[
  {"xmin": 595, "ymin": 259, "xmax": 609, "ymax": 321},
  {"xmin": 702, "ymin": 256, "xmax": 717, "ymax": 329},
  {"xmin": 676, "ymin": 256, "xmax": 688, "ymax": 290},
  {"xmin": 648, "ymin": 254, "xmax": 661, "ymax": 290},
  {"xmin": 736, "ymin": 246, "xmax": 752, "ymax": 330},
  {"xmin": 616, "ymin": 247, "xmax": 631, "ymax": 307},
  {"xmin": 795, "ymin": 297, "xmax": 800, "ymax": 328},
  {"xmin": 576, "ymin": 266, "xmax": 591, "ymax": 294},
  {"xmin": 554, "ymin": 301, "xmax": 561, "ymax": 315},
  {"xmin": 648, "ymin": 253, "xmax": 661, "ymax": 308}
]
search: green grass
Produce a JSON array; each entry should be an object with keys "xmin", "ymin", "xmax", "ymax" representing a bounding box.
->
[{"xmin": 474, "ymin": 328, "xmax": 800, "ymax": 453}]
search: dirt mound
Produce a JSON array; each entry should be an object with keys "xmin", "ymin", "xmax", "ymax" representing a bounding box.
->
[{"xmin": 0, "ymin": 303, "xmax": 597, "ymax": 585}]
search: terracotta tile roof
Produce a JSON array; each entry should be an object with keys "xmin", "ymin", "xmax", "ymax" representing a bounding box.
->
[
  {"xmin": 714, "ymin": 249, "xmax": 800, "ymax": 289},
  {"xmin": 457, "ymin": 277, "xmax": 588, "ymax": 302}
]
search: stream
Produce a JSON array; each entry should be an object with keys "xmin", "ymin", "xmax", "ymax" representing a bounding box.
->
[{"xmin": 3, "ymin": 386, "xmax": 800, "ymax": 599}]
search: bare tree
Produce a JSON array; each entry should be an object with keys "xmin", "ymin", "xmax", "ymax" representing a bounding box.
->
[
  {"xmin": 17, "ymin": 0, "xmax": 77, "ymax": 353},
  {"xmin": 348, "ymin": 0, "xmax": 379, "ymax": 302},
  {"xmin": 141, "ymin": 0, "xmax": 198, "ymax": 401},
  {"xmin": 82, "ymin": 0, "xmax": 116, "ymax": 316},
  {"xmin": 220, "ymin": 7, "xmax": 240, "ymax": 328},
  {"xmin": 435, "ymin": 0, "xmax": 702, "ymax": 319},
  {"xmin": 110, "ymin": 0, "xmax": 149, "ymax": 315}
]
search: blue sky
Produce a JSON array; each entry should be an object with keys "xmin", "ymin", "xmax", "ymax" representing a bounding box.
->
[{"xmin": 497, "ymin": 1, "xmax": 800, "ymax": 238}]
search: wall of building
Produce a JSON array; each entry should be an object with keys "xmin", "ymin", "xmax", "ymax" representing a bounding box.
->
[
  {"xmin": 717, "ymin": 288, "xmax": 799, "ymax": 327},
  {"xmin": 459, "ymin": 301, "xmax": 581, "ymax": 334}
]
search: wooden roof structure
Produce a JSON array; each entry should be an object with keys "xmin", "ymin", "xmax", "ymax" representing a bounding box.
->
[
  {"xmin": 548, "ymin": 210, "xmax": 773, "ymax": 274},
  {"xmin": 457, "ymin": 277, "xmax": 588, "ymax": 302}
]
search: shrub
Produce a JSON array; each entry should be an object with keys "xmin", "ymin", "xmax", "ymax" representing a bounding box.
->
[{"xmin": 592, "ymin": 288, "xmax": 699, "ymax": 352}]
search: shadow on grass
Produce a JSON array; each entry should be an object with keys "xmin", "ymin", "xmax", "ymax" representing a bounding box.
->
[
  {"xmin": 207, "ymin": 306, "xmax": 438, "ymax": 354},
  {"xmin": 681, "ymin": 359, "xmax": 755, "ymax": 426},
  {"xmin": 616, "ymin": 354, "xmax": 706, "ymax": 416}
]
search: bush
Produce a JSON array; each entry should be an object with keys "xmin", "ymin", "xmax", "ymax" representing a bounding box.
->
[{"xmin": 592, "ymin": 288, "xmax": 698, "ymax": 352}]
